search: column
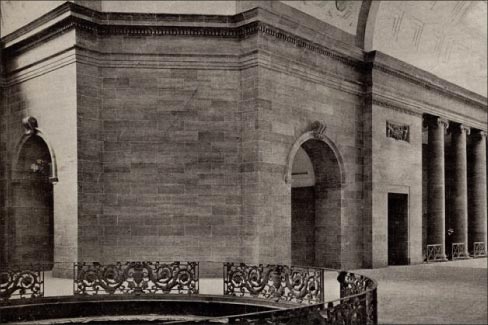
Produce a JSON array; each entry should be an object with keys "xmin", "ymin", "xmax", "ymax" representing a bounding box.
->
[
  {"xmin": 450, "ymin": 123, "xmax": 470, "ymax": 257},
  {"xmin": 469, "ymin": 130, "xmax": 487, "ymax": 255},
  {"xmin": 425, "ymin": 115, "xmax": 448, "ymax": 260}
]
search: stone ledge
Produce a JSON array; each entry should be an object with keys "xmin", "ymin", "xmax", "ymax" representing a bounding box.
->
[{"xmin": 366, "ymin": 51, "xmax": 487, "ymax": 110}]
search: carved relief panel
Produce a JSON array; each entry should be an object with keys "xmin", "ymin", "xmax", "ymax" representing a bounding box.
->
[{"xmin": 386, "ymin": 121, "xmax": 410, "ymax": 142}]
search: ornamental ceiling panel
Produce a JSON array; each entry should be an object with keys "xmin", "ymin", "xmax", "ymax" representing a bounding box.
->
[
  {"xmin": 372, "ymin": 0, "xmax": 487, "ymax": 96},
  {"xmin": 281, "ymin": 0, "xmax": 362, "ymax": 35}
]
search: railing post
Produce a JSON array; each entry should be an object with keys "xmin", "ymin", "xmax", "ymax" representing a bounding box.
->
[
  {"xmin": 72, "ymin": 262, "xmax": 76, "ymax": 295},
  {"xmin": 366, "ymin": 287, "xmax": 378, "ymax": 325},
  {"xmin": 320, "ymin": 268, "xmax": 325, "ymax": 303},
  {"xmin": 337, "ymin": 270, "xmax": 347, "ymax": 298},
  {"xmin": 223, "ymin": 262, "xmax": 227, "ymax": 296}
]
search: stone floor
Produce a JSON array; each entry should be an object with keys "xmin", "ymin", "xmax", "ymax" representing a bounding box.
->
[
  {"xmin": 42, "ymin": 258, "xmax": 487, "ymax": 324},
  {"xmin": 353, "ymin": 258, "xmax": 487, "ymax": 324}
]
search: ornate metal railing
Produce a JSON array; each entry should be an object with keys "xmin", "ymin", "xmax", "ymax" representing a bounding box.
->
[
  {"xmin": 425, "ymin": 244, "xmax": 443, "ymax": 262},
  {"xmin": 2, "ymin": 262, "xmax": 377, "ymax": 324},
  {"xmin": 323, "ymin": 296, "xmax": 370, "ymax": 325},
  {"xmin": 451, "ymin": 242, "xmax": 469, "ymax": 260},
  {"xmin": 172, "ymin": 270, "xmax": 377, "ymax": 324},
  {"xmin": 73, "ymin": 261, "xmax": 199, "ymax": 295},
  {"xmin": 338, "ymin": 271, "xmax": 372, "ymax": 298},
  {"xmin": 336, "ymin": 271, "xmax": 377, "ymax": 324},
  {"xmin": 473, "ymin": 242, "xmax": 486, "ymax": 257},
  {"xmin": 0, "ymin": 265, "xmax": 44, "ymax": 302},
  {"xmin": 223, "ymin": 263, "xmax": 324, "ymax": 304}
]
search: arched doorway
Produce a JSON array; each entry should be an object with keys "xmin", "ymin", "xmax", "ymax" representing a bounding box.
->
[
  {"xmin": 288, "ymin": 132, "xmax": 343, "ymax": 269},
  {"xmin": 9, "ymin": 135, "xmax": 54, "ymax": 270}
]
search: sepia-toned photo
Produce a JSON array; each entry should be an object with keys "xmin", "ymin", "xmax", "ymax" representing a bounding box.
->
[{"xmin": 0, "ymin": 1, "xmax": 486, "ymax": 324}]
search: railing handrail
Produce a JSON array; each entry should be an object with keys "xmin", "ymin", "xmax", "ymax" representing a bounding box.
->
[{"xmin": 165, "ymin": 302, "xmax": 325, "ymax": 324}]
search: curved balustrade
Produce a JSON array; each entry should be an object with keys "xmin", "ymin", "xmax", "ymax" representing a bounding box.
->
[{"xmin": 0, "ymin": 261, "xmax": 377, "ymax": 324}]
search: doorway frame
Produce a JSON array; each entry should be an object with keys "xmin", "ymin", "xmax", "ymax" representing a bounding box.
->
[{"xmin": 384, "ymin": 185, "xmax": 411, "ymax": 266}]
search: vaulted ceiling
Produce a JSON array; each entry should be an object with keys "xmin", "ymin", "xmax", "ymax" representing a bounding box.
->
[
  {"xmin": 285, "ymin": 0, "xmax": 487, "ymax": 97},
  {"xmin": 369, "ymin": 1, "xmax": 487, "ymax": 97}
]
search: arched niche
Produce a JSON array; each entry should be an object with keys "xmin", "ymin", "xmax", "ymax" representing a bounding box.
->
[
  {"xmin": 7, "ymin": 117, "xmax": 57, "ymax": 270},
  {"xmin": 285, "ymin": 122, "xmax": 345, "ymax": 269}
]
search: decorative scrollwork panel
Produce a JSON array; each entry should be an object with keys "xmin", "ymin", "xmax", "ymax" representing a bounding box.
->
[
  {"xmin": 223, "ymin": 263, "xmax": 324, "ymax": 304},
  {"xmin": 338, "ymin": 271, "xmax": 375, "ymax": 298},
  {"xmin": 323, "ymin": 296, "xmax": 367, "ymax": 325},
  {"xmin": 73, "ymin": 261, "xmax": 199, "ymax": 295},
  {"xmin": 0, "ymin": 266, "xmax": 44, "ymax": 302}
]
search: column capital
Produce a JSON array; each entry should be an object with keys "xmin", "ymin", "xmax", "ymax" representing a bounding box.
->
[
  {"xmin": 450, "ymin": 123, "xmax": 471, "ymax": 135},
  {"xmin": 423, "ymin": 115, "xmax": 449, "ymax": 130},
  {"xmin": 472, "ymin": 129, "xmax": 487, "ymax": 140}
]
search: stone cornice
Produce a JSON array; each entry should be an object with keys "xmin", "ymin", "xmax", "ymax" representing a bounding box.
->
[
  {"xmin": 1, "ymin": 1, "xmax": 486, "ymax": 116},
  {"xmin": 1, "ymin": 2, "xmax": 361, "ymax": 69},
  {"xmin": 1, "ymin": 2, "xmax": 248, "ymax": 45},
  {"xmin": 2, "ymin": 15, "xmax": 257, "ymax": 55},
  {"xmin": 365, "ymin": 51, "xmax": 487, "ymax": 111},
  {"xmin": 256, "ymin": 23, "xmax": 362, "ymax": 68}
]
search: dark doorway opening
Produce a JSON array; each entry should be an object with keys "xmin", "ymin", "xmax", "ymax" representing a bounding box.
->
[
  {"xmin": 291, "ymin": 187, "xmax": 315, "ymax": 266},
  {"xmin": 388, "ymin": 193, "xmax": 409, "ymax": 265}
]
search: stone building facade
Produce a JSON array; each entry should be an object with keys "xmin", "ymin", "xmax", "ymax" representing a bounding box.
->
[{"xmin": 0, "ymin": 1, "xmax": 486, "ymax": 277}]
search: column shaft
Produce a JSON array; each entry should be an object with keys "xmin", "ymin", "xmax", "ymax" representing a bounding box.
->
[
  {"xmin": 450, "ymin": 124, "xmax": 470, "ymax": 256},
  {"xmin": 469, "ymin": 131, "xmax": 487, "ymax": 254},
  {"xmin": 426, "ymin": 116, "xmax": 448, "ymax": 260}
]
